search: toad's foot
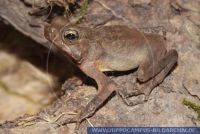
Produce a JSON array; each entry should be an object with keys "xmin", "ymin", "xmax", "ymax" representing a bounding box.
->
[
  {"xmin": 117, "ymin": 50, "xmax": 178, "ymax": 106},
  {"xmin": 117, "ymin": 83, "xmax": 147, "ymax": 106},
  {"xmin": 61, "ymin": 95, "xmax": 105, "ymax": 133}
]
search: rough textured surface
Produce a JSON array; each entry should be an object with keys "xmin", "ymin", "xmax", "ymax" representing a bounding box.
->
[
  {"xmin": 0, "ymin": 50, "xmax": 56, "ymax": 123},
  {"xmin": 0, "ymin": 0, "xmax": 48, "ymax": 46},
  {"xmin": 0, "ymin": 23, "xmax": 75, "ymax": 124},
  {"xmin": 0, "ymin": 0, "xmax": 200, "ymax": 134}
]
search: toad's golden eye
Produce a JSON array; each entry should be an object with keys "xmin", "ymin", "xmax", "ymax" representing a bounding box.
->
[{"xmin": 63, "ymin": 29, "xmax": 79, "ymax": 41}]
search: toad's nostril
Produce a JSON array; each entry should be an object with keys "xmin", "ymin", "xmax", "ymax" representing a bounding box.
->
[
  {"xmin": 51, "ymin": 27, "xmax": 57, "ymax": 33},
  {"xmin": 44, "ymin": 26, "xmax": 57, "ymax": 40}
]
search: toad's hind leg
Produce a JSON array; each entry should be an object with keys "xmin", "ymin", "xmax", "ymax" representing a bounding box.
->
[{"xmin": 118, "ymin": 49, "xmax": 178, "ymax": 106}]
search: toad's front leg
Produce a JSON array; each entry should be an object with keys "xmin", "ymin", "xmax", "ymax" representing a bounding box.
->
[{"xmin": 70, "ymin": 62, "xmax": 117, "ymax": 124}]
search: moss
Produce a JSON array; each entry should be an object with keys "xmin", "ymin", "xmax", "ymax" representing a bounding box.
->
[
  {"xmin": 75, "ymin": 0, "xmax": 89, "ymax": 24},
  {"xmin": 182, "ymin": 98, "xmax": 200, "ymax": 121}
]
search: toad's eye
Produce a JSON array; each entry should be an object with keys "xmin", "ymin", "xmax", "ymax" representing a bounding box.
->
[{"xmin": 63, "ymin": 29, "xmax": 79, "ymax": 41}]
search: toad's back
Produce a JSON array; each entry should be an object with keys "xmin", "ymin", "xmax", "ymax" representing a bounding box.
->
[{"xmin": 92, "ymin": 25, "xmax": 166, "ymax": 72}]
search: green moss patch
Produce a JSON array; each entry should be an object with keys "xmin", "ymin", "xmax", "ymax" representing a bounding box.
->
[{"xmin": 182, "ymin": 98, "xmax": 200, "ymax": 121}]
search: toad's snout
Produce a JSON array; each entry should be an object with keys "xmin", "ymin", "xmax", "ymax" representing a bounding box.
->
[{"xmin": 44, "ymin": 26, "xmax": 58, "ymax": 41}]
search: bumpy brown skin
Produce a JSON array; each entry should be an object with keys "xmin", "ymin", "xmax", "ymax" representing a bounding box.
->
[{"xmin": 44, "ymin": 17, "xmax": 178, "ymax": 125}]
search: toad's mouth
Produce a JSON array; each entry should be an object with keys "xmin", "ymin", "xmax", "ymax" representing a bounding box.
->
[{"xmin": 55, "ymin": 40, "xmax": 82, "ymax": 63}]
